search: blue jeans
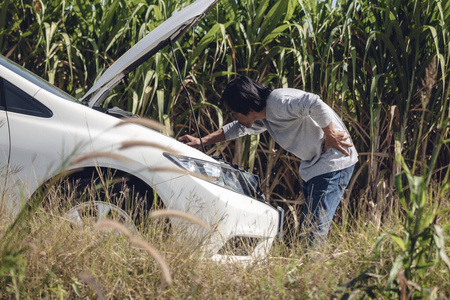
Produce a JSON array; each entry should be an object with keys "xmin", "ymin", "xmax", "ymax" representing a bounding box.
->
[{"xmin": 300, "ymin": 165, "xmax": 355, "ymax": 249}]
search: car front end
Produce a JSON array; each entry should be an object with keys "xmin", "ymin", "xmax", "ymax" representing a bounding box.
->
[
  {"xmin": 75, "ymin": 125, "xmax": 284, "ymax": 262},
  {"xmin": 158, "ymin": 152, "xmax": 284, "ymax": 262}
]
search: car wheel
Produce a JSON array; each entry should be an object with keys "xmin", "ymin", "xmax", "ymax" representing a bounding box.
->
[
  {"xmin": 65, "ymin": 200, "xmax": 137, "ymax": 233},
  {"xmin": 43, "ymin": 169, "xmax": 162, "ymax": 233}
]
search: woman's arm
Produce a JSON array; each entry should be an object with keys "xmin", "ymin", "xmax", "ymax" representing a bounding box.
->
[{"xmin": 178, "ymin": 129, "xmax": 226, "ymax": 149}]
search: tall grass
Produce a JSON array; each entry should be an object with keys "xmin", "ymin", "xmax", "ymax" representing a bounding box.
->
[
  {"xmin": 334, "ymin": 65, "xmax": 450, "ymax": 297},
  {"xmin": 0, "ymin": 186, "xmax": 448, "ymax": 298}
]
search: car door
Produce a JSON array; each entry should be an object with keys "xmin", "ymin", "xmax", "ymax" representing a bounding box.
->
[
  {"xmin": 0, "ymin": 78, "xmax": 10, "ymax": 201},
  {"xmin": 1, "ymin": 78, "xmax": 55, "ymax": 209}
]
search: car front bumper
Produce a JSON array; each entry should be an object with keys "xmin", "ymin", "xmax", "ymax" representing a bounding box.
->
[{"xmin": 153, "ymin": 174, "xmax": 283, "ymax": 261}]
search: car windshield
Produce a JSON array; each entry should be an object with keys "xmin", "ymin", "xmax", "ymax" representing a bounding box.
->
[{"xmin": 0, "ymin": 55, "xmax": 77, "ymax": 103}]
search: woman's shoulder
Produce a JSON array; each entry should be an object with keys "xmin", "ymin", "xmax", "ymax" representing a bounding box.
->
[
  {"xmin": 269, "ymin": 88, "xmax": 316, "ymax": 100},
  {"xmin": 268, "ymin": 88, "xmax": 319, "ymax": 107}
]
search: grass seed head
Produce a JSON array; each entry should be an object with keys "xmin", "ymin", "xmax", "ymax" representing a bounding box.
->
[{"xmin": 115, "ymin": 118, "xmax": 173, "ymax": 136}]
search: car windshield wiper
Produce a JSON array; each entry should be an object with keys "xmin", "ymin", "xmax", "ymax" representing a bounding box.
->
[{"xmin": 169, "ymin": 38, "xmax": 207, "ymax": 154}]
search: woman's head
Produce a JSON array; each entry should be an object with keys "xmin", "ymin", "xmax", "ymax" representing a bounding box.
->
[{"xmin": 221, "ymin": 76, "xmax": 273, "ymax": 115}]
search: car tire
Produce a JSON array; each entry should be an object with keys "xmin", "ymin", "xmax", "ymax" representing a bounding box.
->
[{"xmin": 43, "ymin": 169, "xmax": 164, "ymax": 233}]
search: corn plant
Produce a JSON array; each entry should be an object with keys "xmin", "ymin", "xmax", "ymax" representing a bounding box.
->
[
  {"xmin": 335, "ymin": 153, "xmax": 449, "ymax": 298},
  {"xmin": 333, "ymin": 57, "xmax": 450, "ymax": 299}
]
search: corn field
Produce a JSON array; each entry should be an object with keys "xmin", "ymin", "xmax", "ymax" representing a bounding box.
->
[{"xmin": 1, "ymin": 0, "xmax": 449, "ymax": 222}]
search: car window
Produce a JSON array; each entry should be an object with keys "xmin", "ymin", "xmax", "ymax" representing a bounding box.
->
[
  {"xmin": 0, "ymin": 78, "xmax": 5, "ymax": 110},
  {"xmin": 0, "ymin": 80, "xmax": 4, "ymax": 111},
  {"xmin": 1, "ymin": 78, "xmax": 53, "ymax": 118}
]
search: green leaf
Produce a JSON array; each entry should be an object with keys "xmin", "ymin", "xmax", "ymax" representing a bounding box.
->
[
  {"xmin": 99, "ymin": 0, "xmax": 120, "ymax": 47},
  {"xmin": 253, "ymin": 0, "xmax": 270, "ymax": 30},
  {"xmin": 262, "ymin": 24, "xmax": 291, "ymax": 45},
  {"xmin": 432, "ymin": 225, "xmax": 450, "ymax": 269},
  {"xmin": 390, "ymin": 233, "xmax": 406, "ymax": 251},
  {"xmin": 156, "ymin": 89, "xmax": 165, "ymax": 123},
  {"xmin": 61, "ymin": 32, "xmax": 73, "ymax": 80},
  {"xmin": 375, "ymin": 233, "xmax": 388, "ymax": 252},
  {"xmin": 394, "ymin": 165, "xmax": 409, "ymax": 213},
  {"xmin": 385, "ymin": 255, "xmax": 404, "ymax": 289},
  {"xmin": 0, "ymin": 0, "xmax": 11, "ymax": 51},
  {"xmin": 248, "ymin": 134, "xmax": 260, "ymax": 172},
  {"xmin": 189, "ymin": 22, "xmax": 231, "ymax": 65},
  {"xmin": 257, "ymin": 0, "xmax": 288, "ymax": 43}
]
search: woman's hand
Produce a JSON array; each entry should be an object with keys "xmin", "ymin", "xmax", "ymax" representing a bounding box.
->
[
  {"xmin": 177, "ymin": 129, "xmax": 226, "ymax": 150},
  {"xmin": 177, "ymin": 134, "xmax": 203, "ymax": 149},
  {"xmin": 322, "ymin": 122, "xmax": 353, "ymax": 156}
]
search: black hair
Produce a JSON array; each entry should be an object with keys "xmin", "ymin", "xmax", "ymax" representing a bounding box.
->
[{"xmin": 221, "ymin": 76, "xmax": 273, "ymax": 115}]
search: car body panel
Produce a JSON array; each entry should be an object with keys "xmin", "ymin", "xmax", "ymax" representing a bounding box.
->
[{"xmin": 0, "ymin": 109, "xmax": 8, "ymax": 200}]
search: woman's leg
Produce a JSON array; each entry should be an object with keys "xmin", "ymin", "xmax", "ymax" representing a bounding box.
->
[{"xmin": 300, "ymin": 165, "xmax": 355, "ymax": 249}]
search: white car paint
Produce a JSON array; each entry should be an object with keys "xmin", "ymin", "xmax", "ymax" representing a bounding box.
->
[
  {"xmin": 0, "ymin": 109, "xmax": 8, "ymax": 199},
  {"xmin": 0, "ymin": 0, "xmax": 282, "ymax": 261}
]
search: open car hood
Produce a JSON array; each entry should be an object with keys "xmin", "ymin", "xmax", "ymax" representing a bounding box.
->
[{"xmin": 82, "ymin": 0, "xmax": 218, "ymax": 107}]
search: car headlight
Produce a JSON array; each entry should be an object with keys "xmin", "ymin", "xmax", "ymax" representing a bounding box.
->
[{"xmin": 164, "ymin": 153, "xmax": 254, "ymax": 197}]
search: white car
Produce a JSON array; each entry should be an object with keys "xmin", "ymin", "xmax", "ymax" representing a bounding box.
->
[{"xmin": 0, "ymin": 0, "xmax": 283, "ymax": 261}]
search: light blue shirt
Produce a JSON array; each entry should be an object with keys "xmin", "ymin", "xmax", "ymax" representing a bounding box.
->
[{"xmin": 222, "ymin": 88, "xmax": 358, "ymax": 181}]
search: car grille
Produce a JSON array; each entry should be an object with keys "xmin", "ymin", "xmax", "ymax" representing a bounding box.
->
[{"xmin": 217, "ymin": 236, "xmax": 261, "ymax": 256}]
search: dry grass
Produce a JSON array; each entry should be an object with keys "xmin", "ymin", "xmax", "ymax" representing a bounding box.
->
[
  {"xmin": 0, "ymin": 181, "xmax": 448, "ymax": 299},
  {"xmin": 94, "ymin": 219, "xmax": 172, "ymax": 287},
  {"xmin": 71, "ymin": 152, "xmax": 133, "ymax": 165},
  {"xmin": 119, "ymin": 141, "xmax": 178, "ymax": 154},
  {"xmin": 115, "ymin": 118, "xmax": 174, "ymax": 136}
]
